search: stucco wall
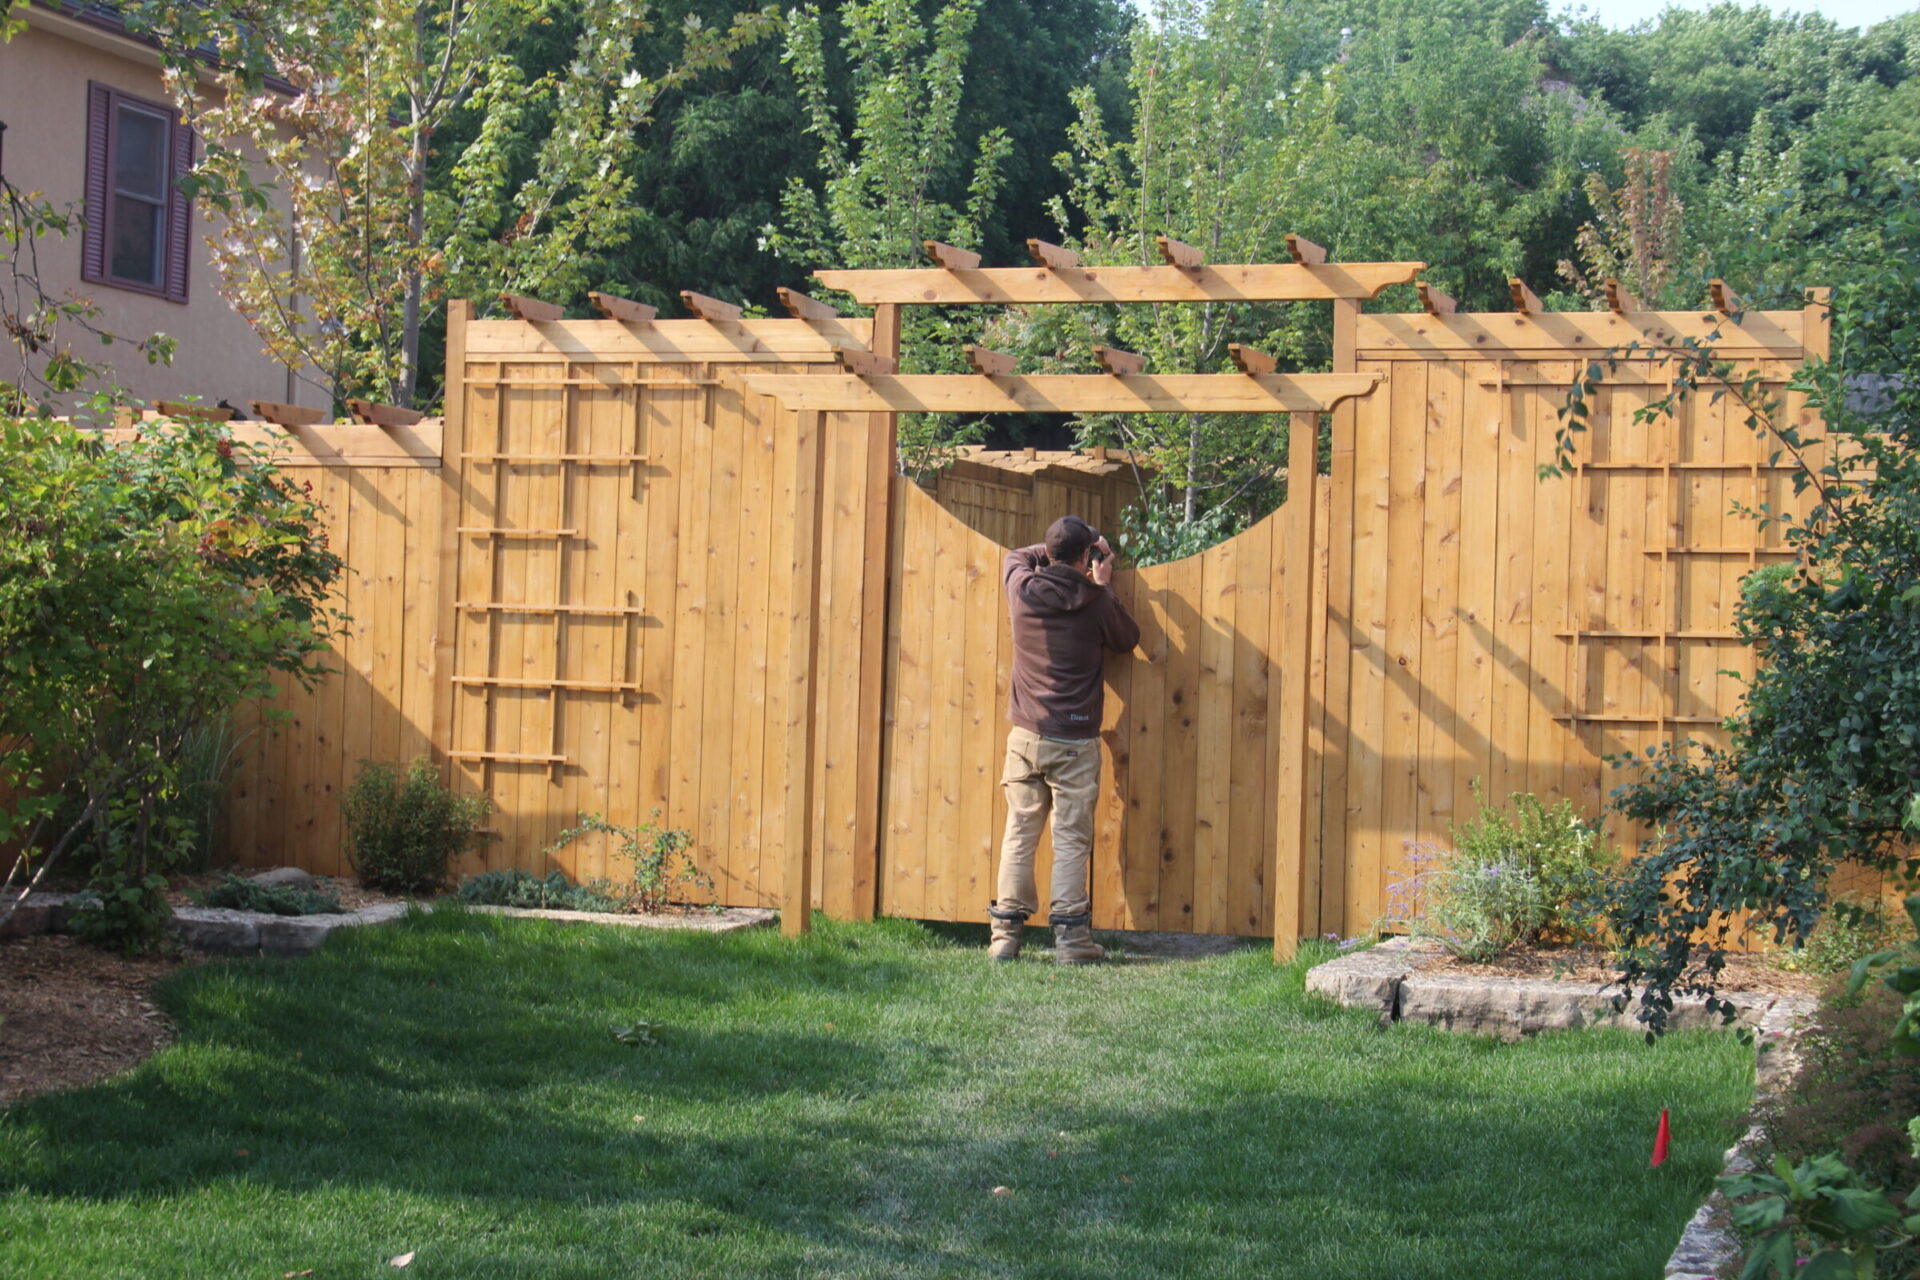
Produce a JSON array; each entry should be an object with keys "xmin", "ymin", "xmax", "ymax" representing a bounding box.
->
[{"xmin": 0, "ymin": 13, "xmax": 327, "ymax": 414}]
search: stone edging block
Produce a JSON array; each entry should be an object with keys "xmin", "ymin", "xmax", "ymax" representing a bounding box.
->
[
  {"xmin": 463, "ymin": 904, "xmax": 776, "ymax": 933},
  {"xmin": 7, "ymin": 890, "xmax": 774, "ymax": 955}
]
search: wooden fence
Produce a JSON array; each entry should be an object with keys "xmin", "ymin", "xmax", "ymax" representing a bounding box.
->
[{"xmin": 193, "ymin": 277, "xmax": 1828, "ymax": 945}]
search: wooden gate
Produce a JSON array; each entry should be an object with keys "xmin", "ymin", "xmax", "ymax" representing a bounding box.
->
[{"xmin": 875, "ymin": 473, "xmax": 1327, "ymax": 934}]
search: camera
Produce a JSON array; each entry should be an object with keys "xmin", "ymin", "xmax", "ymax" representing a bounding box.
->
[{"xmin": 1088, "ymin": 545, "xmax": 1107, "ymax": 564}]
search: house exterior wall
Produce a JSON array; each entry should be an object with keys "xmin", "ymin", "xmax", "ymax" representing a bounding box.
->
[{"xmin": 0, "ymin": 11, "xmax": 326, "ymax": 413}]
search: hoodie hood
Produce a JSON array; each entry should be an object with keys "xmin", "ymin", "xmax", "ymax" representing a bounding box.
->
[{"xmin": 1018, "ymin": 563, "xmax": 1106, "ymax": 615}]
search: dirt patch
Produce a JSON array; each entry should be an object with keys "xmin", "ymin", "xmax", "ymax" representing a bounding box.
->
[
  {"xmin": 1427, "ymin": 944, "xmax": 1828, "ymax": 998},
  {"xmin": 0, "ymin": 935, "xmax": 206, "ymax": 1105}
]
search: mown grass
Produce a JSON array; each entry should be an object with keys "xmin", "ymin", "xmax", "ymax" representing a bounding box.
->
[{"xmin": 0, "ymin": 910, "xmax": 1753, "ymax": 1279}]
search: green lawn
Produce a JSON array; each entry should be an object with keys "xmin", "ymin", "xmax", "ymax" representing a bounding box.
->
[{"xmin": 0, "ymin": 910, "xmax": 1752, "ymax": 1279}]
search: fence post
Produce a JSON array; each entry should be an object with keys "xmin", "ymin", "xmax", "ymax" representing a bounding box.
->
[
  {"xmin": 784, "ymin": 408, "xmax": 831, "ymax": 936},
  {"xmin": 850, "ymin": 304, "xmax": 901, "ymax": 920},
  {"xmin": 1273, "ymin": 409, "xmax": 1321, "ymax": 962},
  {"xmin": 431, "ymin": 298, "xmax": 472, "ymax": 777}
]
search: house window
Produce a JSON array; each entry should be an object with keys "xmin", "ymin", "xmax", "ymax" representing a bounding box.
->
[{"xmin": 82, "ymin": 83, "xmax": 194, "ymax": 303}]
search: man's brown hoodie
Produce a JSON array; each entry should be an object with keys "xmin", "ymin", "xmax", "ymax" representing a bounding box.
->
[{"xmin": 1003, "ymin": 545, "xmax": 1140, "ymax": 739}]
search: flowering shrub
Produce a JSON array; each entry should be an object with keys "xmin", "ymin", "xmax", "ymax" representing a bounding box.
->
[{"xmin": 1391, "ymin": 787, "xmax": 1618, "ymax": 962}]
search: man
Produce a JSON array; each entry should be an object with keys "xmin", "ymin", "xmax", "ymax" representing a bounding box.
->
[{"xmin": 987, "ymin": 514, "xmax": 1140, "ymax": 964}]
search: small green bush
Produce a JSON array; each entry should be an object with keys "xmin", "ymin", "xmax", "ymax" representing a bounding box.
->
[
  {"xmin": 1450, "ymin": 783, "xmax": 1615, "ymax": 942},
  {"xmin": 1774, "ymin": 894, "xmax": 1909, "ymax": 975},
  {"xmin": 341, "ymin": 759, "xmax": 490, "ymax": 894},
  {"xmin": 199, "ymin": 874, "xmax": 343, "ymax": 916},
  {"xmin": 1406, "ymin": 847, "xmax": 1548, "ymax": 963},
  {"xmin": 1394, "ymin": 786, "xmax": 1618, "ymax": 962},
  {"xmin": 544, "ymin": 811, "xmax": 712, "ymax": 914},
  {"xmin": 456, "ymin": 869, "xmax": 618, "ymax": 913}
]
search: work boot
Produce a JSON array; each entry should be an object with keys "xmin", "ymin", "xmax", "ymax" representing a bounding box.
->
[
  {"xmin": 987, "ymin": 903, "xmax": 1029, "ymax": 962},
  {"xmin": 1051, "ymin": 913, "xmax": 1106, "ymax": 965}
]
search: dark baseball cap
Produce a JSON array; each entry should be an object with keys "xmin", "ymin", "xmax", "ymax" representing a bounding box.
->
[{"xmin": 1045, "ymin": 515, "xmax": 1099, "ymax": 564}]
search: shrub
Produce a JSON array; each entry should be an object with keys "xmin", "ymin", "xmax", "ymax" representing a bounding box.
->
[
  {"xmin": 456, "ymin": 869, "xmax": 618, "ymax": 913},
  {"xmin": 0, "ymin": 415, "xmax": 341, "ymax": 951},
  {"xmin": 1393, "ymin": 787, "xmax": 1616, "ymax": 962},
  {"xmin": 199, "ymin": 874, "xmax": 344, "ymax": 916},
  {"xmin": 1406, "ymin": 847, "xmax": 1547, "ymax": 963},
  {"xmin": 1774, "ymin": 893, "xmax": 1909, "ymax": 976},
  {"xmin": 1449, "ymin": 784, "xmax": 1616, "ymax": 943},
  {"xmin": 543, "ymin": 811, "xmax": 712, "ymax": 914},
  {"xmin": 341, "ymin": 759, "xmax": 490, "ymax": 894}
]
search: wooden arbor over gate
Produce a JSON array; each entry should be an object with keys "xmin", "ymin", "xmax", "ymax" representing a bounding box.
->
[{"xmin": 742, "ymin": 238, "xmax": 1422, "ymax": 952}]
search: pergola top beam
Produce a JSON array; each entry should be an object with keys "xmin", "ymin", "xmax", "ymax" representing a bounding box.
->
[
  {"xmin": 811, "ymin": 260, "xmax": 1424, "ymax": 305},
  {"xmin": 740, "ymin": 372, "xmax": 1382, "ymax": 415}
]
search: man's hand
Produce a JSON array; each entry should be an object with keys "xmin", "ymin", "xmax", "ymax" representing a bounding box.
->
[{"xmin": 1089, "ymin": 536, "xmax": 1114, "ymax": 587}]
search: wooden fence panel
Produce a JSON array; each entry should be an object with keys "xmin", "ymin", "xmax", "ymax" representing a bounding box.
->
[{"xmin": 189, "ymin": 299, "xmax": 1825, "ymax": 946}]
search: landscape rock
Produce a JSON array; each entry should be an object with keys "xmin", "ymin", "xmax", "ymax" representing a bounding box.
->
[
  {"xmin": 1302, "ymin": 936, "xmax": 1441, "ymax": 1020},
  {"xmin": 256, "ymin": 914, "xmax": 353, "ymax": 957},
  {"xmin": 462, "ymin": 903, "xmax": 776, "ymax": 933},
  {"xmin": 1396, "ymin": 971, "xmax": 1771, "ymax": 1037},
  {"xmin": 170, "ymin": 907, "xmax": 261, "ymax": 954},
  {"xmin": 246, "ymin": 867, "xmax": 317, "ymax": 889},
  {"xmin": 1, "ymin": 892, "xmax": 70, "ymax": 940}
]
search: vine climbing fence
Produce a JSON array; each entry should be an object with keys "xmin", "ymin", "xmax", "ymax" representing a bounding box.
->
[{"xmin": 198, "ymin": 259, "xmax": 1827, "ymax": 948}]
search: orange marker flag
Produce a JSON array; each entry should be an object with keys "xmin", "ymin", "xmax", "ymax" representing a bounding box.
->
[{"xmin": 1651, "ymin": 1109, "xmax": 1671, "ymax": 1167}]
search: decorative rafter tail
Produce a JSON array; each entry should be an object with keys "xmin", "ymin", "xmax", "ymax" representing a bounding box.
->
[
  {"xmin": 1415, "ymin": 281, "xmax": 1457, "ymax": 318},
  {"xmin": 679, "ymin": 290, "xmax": 743, "ymax": 322},
  {"xmin": 1227, "ymin": 343, "xmax": 1278, "ymax": 375},
  {"xmin": 1603, "ymin": 279, "xmax": 1642, "ymax": 314},
  {"xmin": 777, "ymin": 287, "xmax": 839, "ymax": 321},
  {"xmin": 348, "ymin": 398, "xmax": 426, "ymax": 428},
  {"xmin": 923, "ymin": 240, "xmax": 982, "ymax": 270},
  {"xmin": 1093, "ymin": 345, "xmax": 1147, "ymax": 375},
  {"xmin": 836, "ymin": 348, "xmax": 898, "ymax": 377},
  {"xmin": 156, "ymin": 400, "xmax": 236, "ymax": 422},
  {"xmin": 1710, "ymin": 279, "xmax": 1740, "ymax": 315},
  {"xmin": 589, "ymin": 291, "xmax": 658, "ymax": 323},
  {"xmin": 964, "ymin": 345, "xmax": 1017, "ymax": 376},
  {"xmin": 250, "ymin": 400, "xmax": 326, "ymax": 428},
  {"xmin": 1508, "ymin": 277, "xmax": 1543, "ymax": 316},
  {"xmin": 1155, "ymin": 235, "xmax": 1204, "ymax": 271},
  {"xmin": 1284, "ymin": 233, "xmax": 1327, "ymax": 266},
  {"xmin": 500, "ymin": 293, "xmax": 564, "ymax": 322},
  {"xmin": 1026, "ymin": 238, "xmax": 1081, "ymax": 270}
]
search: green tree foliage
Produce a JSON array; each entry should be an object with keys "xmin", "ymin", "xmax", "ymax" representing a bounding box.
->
[
  {"xmin": 0, "ymin": 416, "xmax": 343, "ymax": 948},
  {"xmin": 988, "ymin": 0, "xmax": 1341, "ymax": 536},
  {"xmin": 1564, "ymin": 174, "xmax": 1920, "ymax": 1034},
  {"xmin": 124, "ymin": 0, "xmax": 775, "ymax": 408},
  {"xmin": 765, "ymin": 0, "xmax": 1015, "ymax": 473}
]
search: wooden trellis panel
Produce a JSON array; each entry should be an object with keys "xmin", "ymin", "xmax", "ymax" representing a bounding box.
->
[
  {"xmin": 435, "ymin": 310, "xmax": 880, "ymax": 903},
  {"xmin": 1322, "ymin": 307, "xmax": 1826, "ymax": 937}
]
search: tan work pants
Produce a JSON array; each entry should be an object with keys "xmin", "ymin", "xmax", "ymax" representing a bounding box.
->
[{"xmin": 994, "ymin": 725, "xmax": 1100, "ymax": 920}]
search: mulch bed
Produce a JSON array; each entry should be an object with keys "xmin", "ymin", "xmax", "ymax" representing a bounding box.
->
[
  {"xmin": 3, "ymin": 869, "xmax": 407, "ymax": 1106},
  {"xmin": 163, "ymin": 872, "xmax": 403, "ymax": 913},
  {"xmin": 1428, "ymin": 944, "xmax": 1828, "ymax": 998},
  {"xmin": 0, "ymin": 934, "xmax": 205, "ymax": 1105}
]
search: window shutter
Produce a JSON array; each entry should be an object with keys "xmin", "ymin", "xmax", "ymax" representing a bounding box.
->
[
  {"xmin": 82, "ymin": 82, "xmax": 111, "ymax": 285},
  {"xmin": 164, "ymin": 117, "xmax": 194, "ymax": 303}
]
